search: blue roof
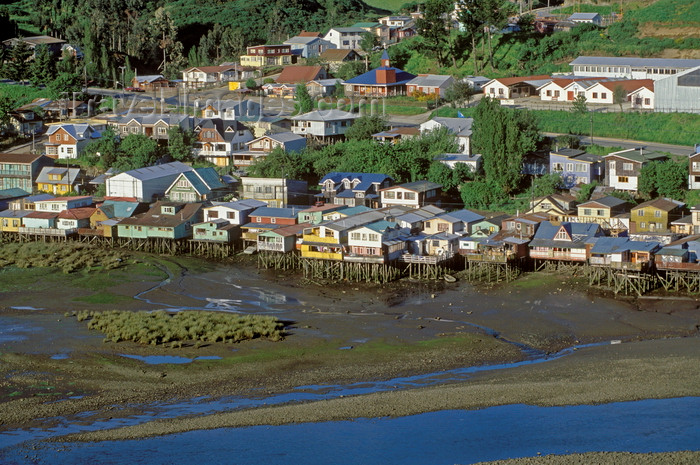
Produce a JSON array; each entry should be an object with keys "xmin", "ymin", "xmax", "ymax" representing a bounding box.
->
[
  {"xmin": 530, "ymin": 221, "xmax": 600, "ymax": 248},
  {"xmin": 195, "ymin": 167, "xmax": 226, "ymax": 190},
  {"xmin": 344, "ymin": 67, "xmax": 417, "ymax": 87},
  {"xmin": 0, "ymin": 188, "xmax": 30, "ymax": 199},
  {"xmin": 319, "ymin": 172, "xmax": 392, "ymax": 186},
  {"xmin": 337, "ymin": 205, "xmax": 372, "ymax": 216},
  {"xmin": 102, "ymin": 200, "xmax": 141, "ymax": 218},
  {"xmin": 441, "ymin": 209, "xmax": 484, "ymax": 224},
  {"xmin": 362, "ymin": 220, "xmax": 399, "ymax": 233}
]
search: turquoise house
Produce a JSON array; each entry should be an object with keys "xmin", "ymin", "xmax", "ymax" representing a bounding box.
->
[
  {"xmin": 192, "ymin": 219, "xmax": 240, "ymax": 243},
  {"xmin": 117, "ymin": 202, "xmax": 204, "ymax": 239}
]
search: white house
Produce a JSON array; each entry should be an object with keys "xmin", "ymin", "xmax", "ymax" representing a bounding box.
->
[
  {"xmin": 420, "ymin": 117, "xmax": 473, "ymax": 154},
  {"xmin": 44, "ymin": 124, "xmax": 101, "ymax": 159},
  {"xmin": 346, "ymin": 220, "xmax": 406, "ymax": 263},
  {"xmin": 380, "ymin": 181, "xmax": 442, "ymax": 208},
  {"xmin": 437, "ymin": 153, "xmax": 482, "ymax": 173},
  {"xmin": 105, "ymin": 161, "xmax": 194, "ymax": 201},
  {"xmin": 203, "ymin": 199, "xmax": 267, "ymax": 225},
  {"xmin": 536, "ymin": 78, "xmax": 603, "ymax": 102},
  {"xmin": 35, "ymin": 196, "xmax": 92, "ymax": 213},
  {"xmin": 584, "ymin": 79, "xmax": 654, "ymax": 105},
  {"xmin": 182, "ymin": 65, "xmax": 248, "ymax": 89},
  {"xmin": 199, "ymin": 100, "xmax": 262, "ymax": 120},
  {"xmin": 604, "ymin": 148, "xmax": 668, "ymax": 192},
  {"xmin": 629, "ymin": 83, "xmax": 655, "ymax": 110},
  {"xmin": 569, "ymin": 56, "xmax": 700, "ymax": 81},
  {"xmin": 323, "ymin": 27, "xmax": 366, "ymax": 50},
  {"xmin": 291, "ymin": 109, "xmax": 360, "ymax": 143},
  {"xmin": 568, "ymin": 13, "xmax": 602, "ymax": 25},
  {"xmin": 283, "ymin": 36, "xmax": 336, "ymax": 58},
  {"xmin": 406, "ymin": 74, "xmax": 454, "ymax": 98},
  {"xmin": 482, "ymin": 75, "xmax": 551, "ymax": 99}
]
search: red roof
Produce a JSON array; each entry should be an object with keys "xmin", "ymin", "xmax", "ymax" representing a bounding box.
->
[
  {"xmin": 26, "ymin": 211, "xmax": 58, "ymax": 219},
  {"xmin": 598, "ymin": 79, "xmax": 654, "ymax": 92},
  {"xmin": 276, "ymin": 66, "xmax": 325, "ymax": 84},
  {"xmin": 0, "ymin": 152, "xmax": 46, "ymax": 164},
  {"xmin": 493, "ymin": 74, "xmax": 551, "ymax": 86},
  {"xmin": 43, "ymin": 195, "xmax": 92, "ymax": 202},
  {"xmin": 298, "ymin": 31, "xmax": 322, "ymax": 37},
  {"xmin": 58, "ymin": 207, "xmax": 96, "ymax": 220}
]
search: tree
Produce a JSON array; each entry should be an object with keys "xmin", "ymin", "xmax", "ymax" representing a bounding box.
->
[
  {"xmin": 571, "ymin": 94, "xmax": 588, "ymax": 114},
  {"xmin": 168, "ymin": 127, "xmax": 195, "ymax": 162},
  {"xmin": 344, "ymin": 115, "xmax": 386, "ymax": 141},
  {"xmin": 48, "ymin": 72, "xmax": 84, "ymax": 100},
  {"xmin": 29, "ymin": 44, "xmax": 55, "ymax": 86},
  {"xmin": 531, "ymin": 173, "xmax": 563, "ymax": 197},
  {"xmin": 0, "ymin": 94, "xmax": 14, "ymax": 132},
  {"xmin": 150, "ymin": 7, "xmax": 186, "ymax": 78},
  {"xmin": 295, "ymin": 84, "xmax": 314, "ymax": 114},
  {"xmin": 245, "ymin": 78, "xmax": 258, "ymax": 90},
  {"xmin": 576, "ymin": 181, "xmax": 598, "ymax": 203},
  {"xmin": 613, "ymin": 85, "xmax": 627, "ymax": 113},
  {"xmin": 556, "ymin": 134, "xmax": 581, "ymax": 150},
  {"xmin": 460, "ymin": 180, "xmax": 504, "ymax": 209},
  {"xmin": 359, "ymin": 31, "xmax": 378, "ymax": 71},
  {"xmin": 333, "ymin": 80, "xmax": 345, "ymax": 98},
  {"xmin": 478, "ymin": 0, "xmax": 514, "ymax": 70},
  {"xmin": 444, "ymin": 80, "xmax": 473, "ymax": 108},
  {"xmin": 415, "ymin": 0, "xmax": 452, "ymax": 67},
  {"xmin": 113, "ymin": 134, "xmax": 160, "ymax": 171},
  {"xmin": 639, "ymin": 159, "xmax": 687, "ymax": 201},
  {"xmin": 5, "ymin": 39, "xmax": 31, "ymax": 82},
  {"xmin": 427, "ymin": 161, "xmax": 456, "ymax": 193},
  {"xmin": 335, "ymin": 61, "xmax": 365, "ymax": 81},
  {"xmin": 455, "ymin": 0, "xmax": 485, "ymax": 74},
  {"xmin": 471, "ymin": 97, "xmax": 539, "ymax": 195},
  {"xmin": 83, "ymin": 127, "xmax": 120, "ymax": 168}
]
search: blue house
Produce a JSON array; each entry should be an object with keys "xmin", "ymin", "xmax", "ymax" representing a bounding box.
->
[
  {"xmin": 529, "ymin": 221, "xmax": 602, "ymax": 262},
  {"xmin": 342, "ymin": 51, "xmax": 416, "ymax": 97},
  {"xmin": 549, "ymin": 148, "xmax": 603, "ymax": 188},
  {"xmin": 318, "ymin": 172, "xmax": 394, "ymax": 208}
]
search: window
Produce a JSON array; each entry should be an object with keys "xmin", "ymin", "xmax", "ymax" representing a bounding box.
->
[
  {"xmin": 583, "ymin": 209, "xmax": 592, "ymax": 216},
  {"xmin": 555, "ymin": 229, "xmax": 568, "ymax": 240},
  {"xmin": 351, "ymin": 232, "xmax": 360, "ymax": 240},
  {"xmin": 404, "ymin": 192, "xmax": 415, "ymax": 200},
  {"xmin": 209, "ymin": 211, "xmax": 219, "ymax": 218},
  {"xmin": 566, "ymin": 163, "xmax": 573, "ymax": 171},
  {"xmin": 369, "ymin": 234, "xmax": 379, "ymax": 242},
  {"xmin": 623, "ymin": 163, "xmax": 633, "ymax": 171},
  {"xmin": 552, "ymin": 162, "xmax": 563, "ymax": 171},
  {"xmin": 64, "ymin": 134, "xmax": 69, "ymax": 141},
  {"xmin": 601, "ymin": 93, "xmax": 607, "ymax": 99},
  {"xmin": 640, "ymin": 222, "xmax": 646, "ymax": 229},
  {"xmin": 157, "ymin": 127, "xmax": 166, "ymax": 135},
  {"xmin": 654, "ymin": 210, "xmax": 662, "ymax": 218},
  {"xmin": 637, "ymin": 210, "xmax": 644, "ymax": 216},
  {"xmin": 271, "ymin": 218, "xmax": 276, "ymax": 224},
  {"xmin": 592, "ymin": 93, "xmax": 598, "ymax": 99},
  {"xmin": 256, "ymin": 217, "xmax": 262, "ymax": 222},
  {"xmin": 178, "ymin": 179, "xmax": 189, "ymax": 187},
  {"xmin": 438, "ymin": 223, "xmax": 449, "ymax": 232},
  {"xmin": 425, "ymin": 222, "xmax": 431, "ymax": 228},
  {"xmin": 554, "ymin": 90, "xmax": 560, "ymax": 98},
  {"xmin": 227, "ymin": 212, "xmax": 235, "ymax": 219},
  {"xmin": 575, "ymin": 163, "xmax": 586, "ymax": 172},
  {"xmin": 597, "ymin": 209, "xmax": 605, "ymax": 216},
  {"xmin": 644, "ymin": 98, "xmax": 650, "ymax": 105},
  {"xmin": 618, "ymin": 176, "xmax": 629, "ymax": 183},
  {"xmin": 66, "ymin": 148, "xmax": 74, "ymax": 154}
]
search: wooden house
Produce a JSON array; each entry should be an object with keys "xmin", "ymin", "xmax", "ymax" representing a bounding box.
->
[
  {"xmin": 549, "ymin": 148, "xmax": 603, "ymax": 188},
  {"xmin": 36, "ymin": 167, "xmax": 84, "ymax": 195},
  {"xmin": 22, "ymin": 211, "xmax": 59, "ymax": 230},
  {"xmin": 117, "ymin": 202, "xmax": 204, "ymax": 240},
  {"xmin": 240, "ymin": 207, "xmax": 300, "ymax": 244},
  {"xmin": 112, "ymin": 114, "xmax": 191, "ymax": 141},
  {"xmin": 604, "ymin": 148, "xmax": 668, "ymax": 192},
  {"xmin": 240, "ymin": 44, "xmax": 294, "ymax": 67},
  {"xmin": 529, "ymin": 221, "xmax": 602, "ymax": 262},
  {"xmin": 482, "ymin": 75, "xmax": 551, "ymax": 99},
  {"xmin": 193, "ymin": 119, "xmax": 254, "ymax": 167},
  {"xmin": 301, "ymin": 209, "xmax": 385, "ymax": 260},
  {"xmin": 406, "ymin": 74, "xmax": 454, "ymax": 99},
  {"xmin": 7, "ymin": 193, "xmax": 54, "ymax": 211},
  {"xmin": 297, "ymin": 204, "xmax": 348, "ymax": 225},
  {"xmin": 240, "ymin": 177, "xmax": 308, "ymax": 208},
  {"xmin": 346, "ymin": 220, "xmax": 406, "ymax": 263},
  {"xmin": 380, "ymin": 181, "xmax": 442, "ymax": 209},
  {"xmin": 192, "ymin": 219, "xmax": 240, "ymax": 243},
  {"xmin": 258, "ymin": 223, "xmax": 309, "ymax": 253},
  {"xmin": 318, "ymin": 48, "xmax": 360, "ymax": 72},
  {"xmin": 528, "ymin": 194, "xmax": 578, "ymax": 220},
  {"xmin": 44, "ymin": 124, "xmax": 101, "ymax": 159},
  {"xmin": 0, "ymin": 210, "xmax": 33, "ymax": 232},
  {"xmin": 35, "ymin": 196, "xmax": 92, "ymax": 213},
  {"xmin": 588, "ymin": 237, "xmax": 659, "ymax": 271},
  {"xmin": 342, "ymin": 51, "xmax": 416, "ymax": 98},
  {"xmin": 57, "ymin": 207, "xmax": 95, "ymax": 230},
  {"xmin": 575, "ymin": 195, "xmax": 630, "ymax": 234},
  {"xmin": 203, "ymin": 199, "xmax": 267, "ymax": 225},
  {"xmin": 420, "ymin": 117, "xmax": 473, "ymax": 154},
  {"xmin": 291, "ymin": 109, "xmax": 360, "ymax": 143},
  {"xmin": 131, "ymin": 75, "xmax": 169, "ymax": 91},
  {"xmin": 0, "ymin": 153, "xmax": 53, "ymax": 193},
  {"xmin": 688, "ymin": 149, "xmax": 700, "ymax": 190},
  {"xmin": 317, "ymin": 172, "xmax": 393, "ymax": 208},
  {"xmin": 630, "ymin": 198, "xmax": 685, "ymax": 234},
  {"xmin": 165, "ymin": 168, "xmax": 226, "ymax": 202}
]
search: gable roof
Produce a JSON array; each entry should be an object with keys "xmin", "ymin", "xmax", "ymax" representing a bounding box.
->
[
  {"xmin": 250, "ymin": 207, "xmax": 301, "ymax": 219},
  {"xmin": 632, "ymin": 197, "xmax": 685, "ymax": 212},
  {"xmin": 530, "ymin": 221, "xmax": 600, "ymax": 247},
  {"xmin": 276, "ymin": 65, "xmax": 325, "ymax": 84},
  {"xmin": 568, "ymin": 12, "xmax": 601, "ymax": 20},
  {"xmin": 604, "ymin": 148, "xmax": 668, "ymax": 164},
  {"xmin": 45, "ymin": 124, "xmax": 100, "ymax": 141},
  {"xmin": 101, "ymin": 200, "xmax": 142, "ymax": 218},
  {"xmin": 569, "ymin": 56, "xmax": 700, "ymax": 69},
  {"xmin": 119, "ymin": 161, "xmax": 193, "ymax": 181},
  {"xmin": 384, "ymin": 180, "xmax": 442, "ymax": 193},
  {"xmin": 208, "ymin": 199, "xmax": 267, "ymax": 211},
  {"xmin": 320, "ymin": 49, "xmax": 358, "ymax": 61},
  {"xmin": 595, "ymin": 79, "xmax": 655, "ymax": 93},
  {"xmin": 578, "ymin": 195, "xmax": 627, "ymax": 209},
  {"xmin": 440, "ymin": 209, "xmax": 485, "ymax": 224},
  {"xmin": 36, "ymin": 167, "xmax": 82, "ymax": 185},
  {"xmin": 488, "ymin": 74, "xmax": 551, "ymax": 87},
  {"xmin": 134, "ymin": 75, "xmax": 167, "ymax": 83},
  {"xmin": 0, "ymin": 152, "xmax": 46, "ymax": 164},
  {"xmin": 407, "ymin": 74, "xmax": 453, "ymax": 88},
  {"xmin": 118, "ymin": 202, "xmax": 203, "ymax": 228},
  {"xmin": 423, "ymin": 117, "xmax": 473, "ymax": 137},
  {"xmin": 291, "ymin": 109, "xmax": 360, "ymax": 122},
  {"xmin": 343, "ymin": 66, "xmax": 417, "ymax": 87}
]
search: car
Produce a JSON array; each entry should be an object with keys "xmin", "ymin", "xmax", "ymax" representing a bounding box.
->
[{"xmin": 125, "ymin": 86, "xmax": 145, "ymax": 92}]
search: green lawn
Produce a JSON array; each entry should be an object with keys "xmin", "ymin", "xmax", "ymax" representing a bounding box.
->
[
  {"xmin": 362, "ymin": 0, "xmax": 407, "ymax": 12},
  {"xmin": 434, "ymin": 107, "xmax": 700, "ymax": 147}
]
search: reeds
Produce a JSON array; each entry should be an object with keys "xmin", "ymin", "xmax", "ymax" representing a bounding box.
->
[
  {"xmin": 68, "ymin": 310, "xmax": 285, "ymax": 346},
  {"xmin": 0, "ymin": 242, "xmax": 127, "ymax": 273}
]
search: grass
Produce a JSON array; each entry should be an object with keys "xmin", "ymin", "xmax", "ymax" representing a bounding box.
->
[
  {"xmin": 73, "ymin": 292, "xmax": 134, "ymax": 305},
  {"xmin": 628, "ymin": 0, "xmax": 700, "ymax": 25},
  {"xmin": 552, "ymin": 4, "xmax": 624, "ymax": 15},
  {"xmin": 0, "ymin": 242, "xmax": 128, "ymax": 274},
  {"xmin": 71, "ymin": 310, "xmax": 286, "ymax": 346},
  {"xmin": 361, "ymin": 0, "xmax": 405, "ymax": 12},
  {"xmin": 433, "ymin": 106, "xmax": 700, "ymax": 147}
]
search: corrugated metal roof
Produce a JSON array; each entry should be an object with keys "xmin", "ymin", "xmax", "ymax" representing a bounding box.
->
[
  {"xmin": 570, "ymin": 56, "xmax": 700, "ymax": 68},
  {"xmin": 118, "ymin": 161, "xmax": 193, "ymax": 182}
]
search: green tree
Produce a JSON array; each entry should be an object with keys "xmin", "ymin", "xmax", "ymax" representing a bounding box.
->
[
  {"xmin": 0, "ymin": 94, "xmax": 14, "ymax": 131},
  {"xmin": 150, "ymin": 7, "xmax": 186, "ymax": 78},
  {"xmin": 359, "ymin": 31, "xmax": 378, "ymax": 72},
  {"xmin": 29, "ymin": 44, "xmax": 55, "ymax": 86},
  {"xmin": 333, "ymin": 80, "xmax": 344, "ymax": 98},
  {"xmin": 344, "ymin": 115, "xmax": 385, "ymax": 141},
  {"xmin": 48, "ymin": 72, "xmax": 84, "ymax": 100},
  {"xmin": 472, "ymin": 97, "xmax": 539, "ymax": 195},
  {"xmin": 557, "ymin": 134, "xmax": 581, "ymax": 150},
  {"xmin": 531, "ymin": 173, "xmax": 563, "ymax": 197},
  {"xmin": 295, "ymin": 84, "xmax": 314, "ymax": 114},
  {"xmin": 613, "ymin": 85, "xmax": 627, "ymax": 113},
  {"xmin": 640, "ymin": 159, "xmax": 688, "ymax": 201},
  {"xmin": 415, "ymin": 0, "xmax": 452, "ymax": 67},
  {"xmin": 83, "ymin": 127, "xmax": 120, "ymax": 168},
  {"xmin": 427, "ymin": 161, "xmax": 456, "ymax": 193},
  {"xmin": 5, "ymin": 39, "xmax": 32, "ymax": 82},
  {"xmin": 460, "ymin": 180, "xmax": 503, "ymax": 209},
  {"xmin": 571, "ymin": 94, "xmax": 588, "ymax": 114},
  {"xmin": 245, "ymin": 78, "xmax": 258, "ymax": 90},
  {"xmin": 576, "ymin": 181, "xmax": 598, "ymax": 203},
  {"xmin": 168, "ymin": 127, "xmax": 195, "ymax": 162},
  {"xmin": 444, "ymin": 79, "xmax": 473, "ymax": 108},
  {"xmin": 455, "ymin": 0, "xmax": 485, "ymax": 74},
  {"xmin": 335, "ymin": 61, "xmax": 365, "ymax": 81},
  {"xmin": 114, "ymin": 134, "xmax": 160, "ymax": 171}
]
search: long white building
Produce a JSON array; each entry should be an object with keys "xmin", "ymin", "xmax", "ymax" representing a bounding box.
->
[
  {"xmin": 654, "ymin": 66, "xmax": 700, "ymax": 114},
  {"xmin": 569, "ymin": 56, "xmax": 700, "ymax": 81}
]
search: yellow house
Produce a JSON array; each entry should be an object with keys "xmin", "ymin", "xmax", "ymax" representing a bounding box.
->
[
  {"xmin": 0, "ymin": 210, "xmax": 32, "ymax": 232},
  {"xmin": 630, "ymin": 198, "xmax": 685, "ymax": 234},
  {"xmin": 36, "ymin": 167, "xmax": 83, "ymax": 195},
  {"xmin": 301, "ymin": 224, "xmax": 344, "ymax": 260}
]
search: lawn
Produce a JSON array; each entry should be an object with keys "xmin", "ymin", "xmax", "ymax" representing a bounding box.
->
[
  {"xmin": 433, "ymin": 107, "xmax": 700, "ymax": 147},
  {"xmin": 362, "ymin": 0, "xmax": 407, "ymax": 12}
]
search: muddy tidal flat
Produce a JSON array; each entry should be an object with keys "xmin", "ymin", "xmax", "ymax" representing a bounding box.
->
[{"xmin": 1, "ymin": 253, "xmax": 699, "ymax": 464}]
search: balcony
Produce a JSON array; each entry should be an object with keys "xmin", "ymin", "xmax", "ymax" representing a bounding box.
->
[
  {"xmin": 465, "ymin": 253, "xmax": 514, "ymax": 263},
  {"xmin": 302, "ymin": 234, "xmax": 338, "ymax": 245},
  {"xmin": 19, "ymin": 227, "xmax": 76, "ymax": 236},
  {"xmin": 258, "ymin": 242, "xmax": 286, "ymax": 252}
]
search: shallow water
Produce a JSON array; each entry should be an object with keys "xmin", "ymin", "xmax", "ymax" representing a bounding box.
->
[{"xmin": 1, "ymin": 397, "xmax": 697, "ymax": 465}]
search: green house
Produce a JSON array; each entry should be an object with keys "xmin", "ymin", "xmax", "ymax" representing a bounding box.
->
[
  {"xmin": 117, "ymin": 202, "xmax": 204, "ymax": 239},
  {"xmin": 165, "ymin": 168, "xmax": 227, "ymax": 202},
  {"xmin": 192, "ymin": 219, "xmax": 240, "ymax": 243}
]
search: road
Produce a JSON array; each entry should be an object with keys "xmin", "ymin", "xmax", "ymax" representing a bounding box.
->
[{"xmin": 543, "ymin": 132, "xmax": 695, "ymax": 156}]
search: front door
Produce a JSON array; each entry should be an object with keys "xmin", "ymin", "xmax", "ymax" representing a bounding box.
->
[{"xmin": 567, "ymin": 91, "xmax": 574, "ymax": 100}]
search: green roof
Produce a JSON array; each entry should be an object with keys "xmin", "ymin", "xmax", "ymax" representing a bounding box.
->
[{"xmin": 353, "ymin": 22, "xmax": 380, "ymax": 28}]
